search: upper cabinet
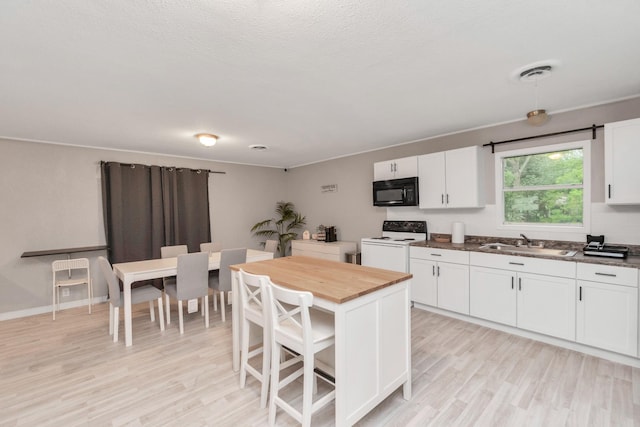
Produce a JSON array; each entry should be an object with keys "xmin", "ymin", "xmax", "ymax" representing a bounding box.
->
[
  {"xmin": 605, "ymin": 118, "xmax": 640, "ymax": 205},
  {"xmin": 418, "ymin": 146, "xmax": 484, "ymax": 209},
  {"xmin": 373, "ymin": 156, "xmax": 418, "ymax": 181}
]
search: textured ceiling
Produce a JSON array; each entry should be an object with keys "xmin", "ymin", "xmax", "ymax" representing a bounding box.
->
[{"xmin": 1, "ymin": 1, "xmax": 640, "ymax": 168}]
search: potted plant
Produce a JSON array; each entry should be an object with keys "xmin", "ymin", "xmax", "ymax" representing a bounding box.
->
[{"xmin": 251, "ymin": 201, "xmax": 306, "ymax": 257}]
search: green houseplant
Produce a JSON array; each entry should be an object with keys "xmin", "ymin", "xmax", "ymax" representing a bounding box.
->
[{"xmin": 251, "ymin": 201, "xmax": 306, "ymax": 257}]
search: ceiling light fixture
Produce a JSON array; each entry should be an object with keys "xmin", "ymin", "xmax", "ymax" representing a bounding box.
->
[
  {"xmin": 520, "ymin": 65, "xmax": 552, "ymax": 126},
  {"xmin": 195, "ymin": 133, "xmax": 218, "ymax": 147}
]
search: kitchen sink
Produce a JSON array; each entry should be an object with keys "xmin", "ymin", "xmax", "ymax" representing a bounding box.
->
[{"xmin": 479, "ymin": 243, "xmax": 577, "ymax": 257}]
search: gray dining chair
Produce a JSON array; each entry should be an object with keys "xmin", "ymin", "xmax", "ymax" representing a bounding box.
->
[
  {"xmin": 160, "ymin": 245, "xmax": 188, "ymax": 289},
  {"xmin": 209, "ymin": 248, "xmax": 247, "ymax": 322},
  {"xmin": 164, "ymin": 252, "xmax": 210, "ymax": 334},
  {"xmin": 264, "ymin": 240, "xmax": 278, "ymax": 256},
  {"xmin": 200, "ymin": 242, "xmax": 223, "ymax": 253},
  {"xmin": 97, "ymin": 256, "xmax": 165, "ymax": 343}
]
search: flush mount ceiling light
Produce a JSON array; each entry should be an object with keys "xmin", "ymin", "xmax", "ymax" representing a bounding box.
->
[
  {"xmin": 520, "ymin": 65, "xmax": 553, "ymax": 126},
  {"xmin": 195, "ymin": 133, "xmax": 218, "ymax": 147}
]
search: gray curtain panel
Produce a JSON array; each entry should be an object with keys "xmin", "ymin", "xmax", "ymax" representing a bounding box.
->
[{"xmin": 101, "ymin": 162, "xmax": 210, "ymax": 264}]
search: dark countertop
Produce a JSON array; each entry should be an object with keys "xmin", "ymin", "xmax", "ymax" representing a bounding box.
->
[{"xmin": 411, "ymin": 238, "xmax": 640, "ymax": 270}]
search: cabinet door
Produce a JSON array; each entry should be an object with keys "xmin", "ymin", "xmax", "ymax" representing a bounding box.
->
[
  {"xmin": 393, "ymin": 156, "xmax": 418, "ymax": 179},
  {"xmin": 409, "ymin": 258, "xmax": 437, "ymax": 306},
  {"xmin": 444, "ymin": 146, "xmax": 484, "ymax": 208},
  {"xmin": 470, "ymin": 266, "xmax": 516, "ymax": 326},
  {"xmin": 605, "ymin": 118, "xmax": 640, "ymax": 204},
  {"xmin": 418, "ymin": 152, "xmax": 446, "ymax": 209},
  {"xmin": 374, "ymin": 160, "xmax": 395, "ymax": 181},
  {"xmin": 576, "ymin": 280, "xmax": 638, "ymax": 356},
  {"xmin": 517, "ymin": 273, "xmax": 576, "ymax": 341},
  {"xmin": 437, "ymin": 262, "xmax": 470, "ymax": 314}
]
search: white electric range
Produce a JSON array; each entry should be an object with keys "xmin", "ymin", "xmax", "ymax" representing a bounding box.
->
[{"xmin": 361, "ymin": 220, "xmax": 427, "ymax": 272}]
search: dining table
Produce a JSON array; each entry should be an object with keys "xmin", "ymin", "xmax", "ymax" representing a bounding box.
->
[
  {"xmin": 113, "ymin": 249, "xmax": 274, "ymax": 347},
  {"xmin": 230, "ymin": 255, "xmax": 413, "ymax": 427}
]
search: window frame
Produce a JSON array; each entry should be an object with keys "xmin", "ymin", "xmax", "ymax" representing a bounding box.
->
[{"xmin": 494, "ymin": 140, "xmax": 591, "ymax": 233}]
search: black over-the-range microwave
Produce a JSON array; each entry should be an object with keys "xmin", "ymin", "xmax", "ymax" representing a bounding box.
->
[{"xmin": 372, "ymin": 177, "xmax": 419, "ymax": 207}]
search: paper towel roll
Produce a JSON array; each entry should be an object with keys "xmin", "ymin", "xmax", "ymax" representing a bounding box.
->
[{"xmin": 452, "ymin": 222, "xmax": 465, "ymax": 244}]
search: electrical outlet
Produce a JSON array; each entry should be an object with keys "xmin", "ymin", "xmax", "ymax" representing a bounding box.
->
[
  {"xmin": 62, "ymin": 288, "xmax": 70, "ymax": 297},
  {"xmin": 187, "ymin": 299, "xmax": 198, "ymax": 313}
]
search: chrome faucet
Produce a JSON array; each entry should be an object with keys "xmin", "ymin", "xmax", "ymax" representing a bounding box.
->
[{"xmin": 520, "ymin": 233, "xmax": 532, "ymax": 247}]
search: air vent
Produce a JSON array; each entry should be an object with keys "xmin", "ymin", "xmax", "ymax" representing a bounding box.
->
[{"xmin": 249, "ymin": 144, "xmax": 268, "ymax": 151}]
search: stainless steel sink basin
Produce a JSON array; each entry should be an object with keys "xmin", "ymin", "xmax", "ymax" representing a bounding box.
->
[{"xmin": 479, "ymin": 243, "xmax": 577, "ymax": 257}]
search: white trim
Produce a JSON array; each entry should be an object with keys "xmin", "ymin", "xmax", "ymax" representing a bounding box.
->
[
  {"xmin": 0, "ymin": 296, "xmax": 107, "ymax": 321},
  {"xmin": 494, "ymin": 140, "xmax": 591, "ymax": 235}
]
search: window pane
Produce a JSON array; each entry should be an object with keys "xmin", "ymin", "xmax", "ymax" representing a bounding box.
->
[
  {"xmin": 504, "ymin": 189, "xmax": 583, "ymax": 224},
  {"xmin": 503, "ymin": 148, "xmax": 583, "ymax": 189}
]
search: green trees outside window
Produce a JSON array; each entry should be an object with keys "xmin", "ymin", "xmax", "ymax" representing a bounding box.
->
[{"xmin": 502, "ymin": 148, "xmax": 584, "ymax": 225}]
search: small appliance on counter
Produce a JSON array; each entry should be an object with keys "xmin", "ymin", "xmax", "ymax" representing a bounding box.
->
[
  {"xmin": 582, "ymin": 234, "xmax": 629, "ymax": 259},
  {"xmin": 316, "ymin": 225, "xmax": 337, "ymax": 242}
]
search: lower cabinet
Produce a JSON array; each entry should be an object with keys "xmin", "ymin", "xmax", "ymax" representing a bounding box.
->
[
  {"xmin": 576, "ymin": 263, "xmax": 638, "ymax": 356},
  {"xmin": 470, "ymin": 267, "xmax": 576, "ymax": 340},
  {"xmin": 469, "ymin": 252, "xmax": 576, "ymax": 341},
  {"xmin": 517, "ymin": 272, "xmax": 576, "ymax": 341},
  {"xmin": 410, "ymin": 247, "xmax": 469, "ymax": 315}
]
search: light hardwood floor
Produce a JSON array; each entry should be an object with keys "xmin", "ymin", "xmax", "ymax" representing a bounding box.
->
[{"xmin": 1, "ymin": 302, "xmax": 639, "ymax": 426}]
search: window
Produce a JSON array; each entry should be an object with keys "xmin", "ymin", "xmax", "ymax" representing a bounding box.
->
[{"xmin": 495, "ymin": 140, "xmax": 591, "ymax": 232}]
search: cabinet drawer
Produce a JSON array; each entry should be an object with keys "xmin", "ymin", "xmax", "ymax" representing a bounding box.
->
[
  {"xmin": 410, "ymin": 246, "xmax": 469, "ymax": 264},
  {"xmin": 292, "ymin": 241, "xmax": 340, "ymax": 255},
  {"xmin": 470, "ymin": 251, "xmax": 575, "ymax": 278},
  {"xmin": 577, "ymin": 263, "xmax": 638, "ymax": 287}
]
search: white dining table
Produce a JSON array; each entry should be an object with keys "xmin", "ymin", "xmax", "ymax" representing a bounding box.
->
[{"xmin": 113, "ymin": 249, "xmax": 274, "ymax": 347}]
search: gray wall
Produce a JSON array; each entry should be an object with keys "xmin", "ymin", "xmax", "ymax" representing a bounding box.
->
[
  {"xmin": 0, "ymin": 140, "xmax": 286, "ymax": 316},
  {"xmin": 2, "ymin": 97, "xmax": 640, "ymax": 318},
  {"xmin": 287, "ymin": 97, "xmax": 640, "ymax": 243}
]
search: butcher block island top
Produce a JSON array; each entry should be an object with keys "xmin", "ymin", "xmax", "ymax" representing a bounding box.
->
[{"xmin": 230, "ymin": 255, "xmax": 412, "ymax": 304}]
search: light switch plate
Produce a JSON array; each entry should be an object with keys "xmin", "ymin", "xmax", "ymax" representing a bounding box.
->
[{"xmin": 187, "ymin": 299, "xmax": 198, "ymax": 313}]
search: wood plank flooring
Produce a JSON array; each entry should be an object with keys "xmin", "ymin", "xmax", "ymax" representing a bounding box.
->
[{"xmin": 1, "ymin": 302, "xmax": 639, "ymax": 426}]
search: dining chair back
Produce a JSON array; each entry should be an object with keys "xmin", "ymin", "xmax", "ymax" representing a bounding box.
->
[
  {"xmin": 51, "ymin": 258, "xmax": 92, "ymax": 320},
  {"xmin": 165, "ymin": 252, "xmax": 210, "ymax": 334},
  {"xmin": 264, "ymin": 240, "xmax": 278, "ymax": 256},
  {"xmin": 200, "ymin": 242, "xmax": 223, "ymax": 253},
  {"xmin": 238, "ymin": 269, "xmax": 272, "ymax": 408},
  {"xmin": 209, "ymin": 248, "xmax": 247, "ymax": 322},
  {"xmin": 265, "ymin": 280, "xmax": 335, "ymax": 426},
  {"xmin": 97, "ymin": 256, "xmax": 164, "ymax": 342},
  {"xmin": 160, "ymin": 245, "xmax": 188, "ymax": 288}
]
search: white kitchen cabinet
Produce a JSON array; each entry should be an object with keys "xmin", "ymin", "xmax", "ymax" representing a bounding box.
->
[
  {"xmin": 605, "ymin": 118, "xmax": 640, "ymax": 204},
  {"xmin": 576, "ymin": 263, "xmax": 638, "ymax": 356},
  {"xmin": 470, "ymin": 265, "xmax": 517, "ymax": 326},
  {"xmin": 373, "ymin": 156, "xmax": 418, "ymax": 181},
  {"xmin": 469, "ymin": 252, "xmax": 576, "ymax": 341},
  {"xmin": 516, "ymin": 272, "xmax": 576, "ymax": 341},
  {"xmin": 410, "ymin": 247, "xmax": 470, "ymax": 314},
  {"xmin": 418, "ymin": 146, "xmax": 484, "ymax": 209},
  {"xmin": 291, "ymin": 240, "xmax": 357, "ymax": 263}
]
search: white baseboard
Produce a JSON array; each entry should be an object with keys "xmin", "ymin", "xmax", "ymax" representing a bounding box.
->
[{"xmin": 0, "ymin": 296, "xmax": 108, "ymax": 321}]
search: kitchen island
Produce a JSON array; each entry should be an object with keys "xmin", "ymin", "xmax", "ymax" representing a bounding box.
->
[{"xmin": 230, "ymin": 256, "xmax": 413, "ymax": 427}]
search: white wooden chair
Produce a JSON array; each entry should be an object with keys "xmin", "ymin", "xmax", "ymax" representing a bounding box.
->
[
  {"xmin": 264, "ymin": 280, "xmax": 335, "ymax": 427},
  {"xmin": 165, "ymin": 252, "xmax": 209, "ymax": 334},
  {"xmin": 97, "ymin": 256, "xmax": 164, "ymax": 342},
  {"xmin": 51, "ymin": 258, "xmax": 92, "ymax": 320},
  {"xmin": 238, "ymin": 269, "xmax": 272, "ymax": 408}
]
